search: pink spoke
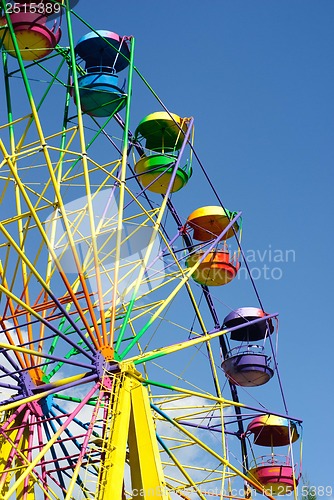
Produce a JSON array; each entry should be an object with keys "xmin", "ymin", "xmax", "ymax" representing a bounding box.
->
[
  {"xmin": 36, "ymin": 416, "xmax": 48, "ymax": 500},
  {"xmin": 0, "ymin": 407, "xmax": 30, "ymax": 490},
  {"xmin": 22, "ymin": 412, "xmax": 36, "ymax": 500}
]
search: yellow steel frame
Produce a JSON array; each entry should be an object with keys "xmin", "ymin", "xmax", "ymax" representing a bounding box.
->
[{"xmin": 97, "ymin": 364, "xmax": 171, "ymax": 500}]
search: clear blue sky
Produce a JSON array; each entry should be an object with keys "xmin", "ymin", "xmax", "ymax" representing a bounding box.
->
[{"xmin": 75, "ymin": 0, "xmax": 333, "ymax": 490}]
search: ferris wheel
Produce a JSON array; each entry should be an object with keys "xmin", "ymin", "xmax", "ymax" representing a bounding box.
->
[{"xmin": 0, "ymin": 2, "xmax": 303, "ymax": 499}]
